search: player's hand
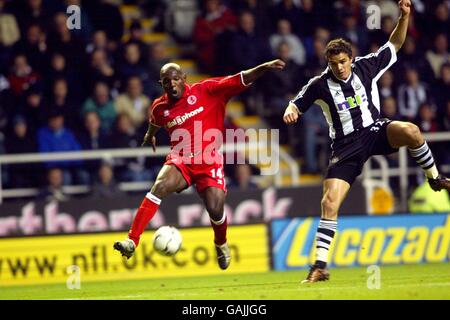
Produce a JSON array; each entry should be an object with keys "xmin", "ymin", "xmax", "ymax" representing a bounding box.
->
[
  {"xmin": 265, "ymin": 59, "xmax": 286, "ymax": 70},
  {"xmin": 283, "ymin": 103, "xmax": 300, "ymax": 125},
  {"xmin": 142, "ymin": 134, "xmax": 156, "ymax": 152},
  {"xmin": 399, "ymin": 0, "xmax": 411, "ymax": 16}
]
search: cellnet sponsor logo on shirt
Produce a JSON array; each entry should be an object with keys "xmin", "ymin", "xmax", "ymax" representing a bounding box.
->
[{"xmin": 166, "ymin": 106, "xmax": 204, "ymax": 128}]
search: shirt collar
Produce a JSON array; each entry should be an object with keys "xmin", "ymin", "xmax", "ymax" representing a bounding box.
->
[{"xmin": 328, "ymin": 67, "xmax": 353, "ymax": 84}]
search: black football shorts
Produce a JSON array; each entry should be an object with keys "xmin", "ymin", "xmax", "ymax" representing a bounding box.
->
[{"xmin": 325, "ymin": 118, "xmax": 399, "ymax": 185}]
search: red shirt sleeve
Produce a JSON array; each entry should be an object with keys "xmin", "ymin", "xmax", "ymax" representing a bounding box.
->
[
  {"xmin": 202, "ymin": 72, "xmax": 250, "ymax": 99},
  {"xmin": 149, "ymin": 99, "xmax": 165, "ymax": 127}
]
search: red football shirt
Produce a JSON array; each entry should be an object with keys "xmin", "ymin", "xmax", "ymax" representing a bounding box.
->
[{"xmin": 150, "ymin": 72, "xmax": 249, "ymax": 162}]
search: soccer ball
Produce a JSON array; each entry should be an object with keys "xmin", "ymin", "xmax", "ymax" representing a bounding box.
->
[{"xmin": 152, "ymin": 226, "xmax": 182, "ymax": 256}]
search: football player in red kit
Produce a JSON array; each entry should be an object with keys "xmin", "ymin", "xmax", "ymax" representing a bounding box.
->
[{"xmin": 114, "ymin": 59, "xmax": 285, "ymax": 269}]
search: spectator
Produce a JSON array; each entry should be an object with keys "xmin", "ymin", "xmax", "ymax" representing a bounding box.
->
[
  {"xmin": 442, "ymin": 101, "xmax": 450, "ymax": 132},
  {"xmin": 46, "ymin": 77, "xmax": 80, "ymax": 131},
  {"xmin": 115, "ymin": 76, "xmax": 151, "ymax": 128},
  {"xmin": 116, "ymin": 42, "xmax": 151, "ymax": 95},
  {"xmin": 426, "ymin": 33, "xmax": 449, "ymax": 79},
  {"xmin": 333, "ymin": 9, "xmax": 368, "ymax": 53},
  {"xmin": 262, "ymin": 41, "xmax": 302, "ymax": 118},
  {"xmin": 38, "ymin": 167, "xmax": 70, "ymax": 202},
  {"xmin": 381, "ymin": 97, "xmax": 402, "ymax": 121},
  {"xmin": 369, "ymin": 15, "xmax": 396, "ymax": 47},
  {"xmin": 395, "ymin": 35, "xmax": 435, "ymax": 84},
  {"xmin": 85, "ymin": 30, "xmax": 109, "ymax": 55},
  {"xmin": 77, "ymin": 111, "xmax": 111, "ymax": 177},
  {"xmin": 4, "ymin": 115, "xmax": 39, "ymax": 187},
  {"xmin": 19, "ymin": 84, "xmax": 46, "ymax": 133},
  {"xmin": 230, "ymin": 0, "xmax": 270, "ymax": 36},
  {"xmin": 397, "ymin": 67, "xmax": 433, "ymax": 121},
  {"xmin": 7, "ymin": 53, "xmax": 40, "ymax": 97},
  {"xmin": 0, "ymin": 0, "xmax": 20, "ymax": 73},
  {"xmin": 110, "ymin": 113, "xmax": 151, "ymax": 182},
  {"xmin": 415, "ymin": 102, "xmax": 439, "ymax": 133},
  {"xmin": 13, "ymin": 23, "xmax": 47, "ymax": 73},
  {"xmin": 88, "ymin": 49, "xmax": 115, "ymax": 89},
  {"xmin": 297, "ymin": 0, "xmax": 323, "ymax": 39},
  {"xmin": 379, "ymin": 70, "xmax": 396, "ymax": 100},
  {"xmin": 37, "ymin": 110, "xmax": 87, "ymax": 185},
  {"xmin": 47, "ymin": 12, "xmax": 85, "ymax": 65},
  {"xmin": 269, "ymin": 19, "xmax": 306, "ymax": 66},
  {"xmin": 440, "ymin": 101, "xmax": 450, "ymax": 165},
  {"xmin": 86, "ymin": 0, "xmax": 124, "ymax": 48},
  {"xmin": 425, "ymin": 2, "xmax": 450, "ymax": 37},
  {"xmin": 14, "ymin": 0, "xmax": 51, "ymax": 35},
  {"xmin": 192, "ymin": 0, "xmax": 238, "ymax": 74},
  {"xmin": 0, "ymin": 74, "xmax": 12, "ymax": 131},
  {"xmin": 271, "ymin": 0, "xmax": 301, "ymax": 36},
  {"xmin": 123, "ymin": 19, "xmax": 149, "ymax": 65},
  {"xmin": 303, "ymin": 36, "xmax": 328, "ymax": 80},
  {"xmin": 91, "ymin": 161, "xmax": 125, "ymax": 198},
  {"xmin": 0, "ymin": 0, "xmax": 20, "ymax": 46},
  {"xmin": 229, "ymin": 11, "xmax": 271, "ymax": 72},
  {"xmin": 147, "ymin": 42, "xmax": 168, "ymax": 99},
  {"xmin": 434, "ymin": 62, "xmax": 450, "ymax": 115},
  {"xmin": 229, "ymin": 164, "xmax": 257, "ymax": 190},
  {"xmin": 44, "ymin": 52, "xmax": 81, "ymax": 100},
  {"xmin": 82, "ymin": 81, "xmax": 117, "ymax": 133},
  {"xmin": 77, "ymin": 111, "xmax": 110, "ymax": 151}
]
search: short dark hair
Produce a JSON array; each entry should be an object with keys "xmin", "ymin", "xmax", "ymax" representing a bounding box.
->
[{"xmin": 325, "ymin": 38, "xmax": 353, "ymax": 59}]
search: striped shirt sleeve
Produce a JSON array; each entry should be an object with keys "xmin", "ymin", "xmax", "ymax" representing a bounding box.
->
[
  {"xmin": 290, "ymin": 76, "xmax": 320, "ymax": 113},
  {"xmin": 353, "ymin": 41, "xmax": 397, "ymax": 81}
]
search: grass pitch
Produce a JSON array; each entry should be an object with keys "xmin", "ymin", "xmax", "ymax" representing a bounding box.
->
[{"xmin": 1, "ymin": 263, "xmax": 449, "ymax": 300}]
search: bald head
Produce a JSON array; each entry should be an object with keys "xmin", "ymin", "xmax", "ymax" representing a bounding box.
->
[{"xmin": 159, "ymin": 63, "xmax": 186, "ymax": 100}]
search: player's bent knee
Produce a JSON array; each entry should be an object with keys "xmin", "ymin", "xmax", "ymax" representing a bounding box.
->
[
  {"xmin": 150, "ymin": 181, "xmax": 173, "ymax": 199},
  {"xmin": 321, "ymin": 197, "xmax": 338, "ymax": 220},
  {"xmin": 206, "ymin": 202, "xmax": 224, "ymax": 221},
  {"xmin": 404, "ymin": 123, "xmax": 423, "ymax": 146}
]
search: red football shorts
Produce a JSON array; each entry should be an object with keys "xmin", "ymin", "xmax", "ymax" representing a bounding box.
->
[{"xmin": 164, "ymin": 153, "xmax": 227, "ymax": 194}]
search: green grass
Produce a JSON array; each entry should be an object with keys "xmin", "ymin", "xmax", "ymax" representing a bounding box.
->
[{"xmin": 1, "ymin": 263, "xmax": 449, "ymax": 300}]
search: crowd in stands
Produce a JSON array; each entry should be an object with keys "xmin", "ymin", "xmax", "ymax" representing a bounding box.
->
[{"xmin": 0, "ymin": 0, "xmax": 449, "ymax": 199}]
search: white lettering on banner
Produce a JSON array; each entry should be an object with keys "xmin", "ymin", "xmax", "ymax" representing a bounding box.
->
[
  {"xmin": 78, "ymin": 211, "xmax": 109, "ymax": 232},
  {"xmin": 234, "ymin": 200, "xmax": 262, "ymax": 224},
  {"xmin": 263, "ymin": 188, "xmax": 293, "ymax": 220},
  {"xmin": 178, "ymin": 204, "xmax": 203, "ymax": 227},
  {"xmin": 109, "ymin": 210, "xmax": 134, "ymax": 230},
  {"xmin": 45, "ymin": 201, "xmax": 76, "ymax": 233},
  {"xmin": 19, "ymin": 202, "xmax": 42, "ymax": 234},
  {"xmin": 0, "ymin": 217, "xmax": 17, "ymax": 235},
  {"xmin": 0, "ymin": 188, "xmax": 293, "ymax": 236},
  {"xmin": 148, "ymin": 210, "xmax": 165, "ymax": 228}
]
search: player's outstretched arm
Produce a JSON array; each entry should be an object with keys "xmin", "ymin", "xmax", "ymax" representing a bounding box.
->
[
  {"xmin": 241, "ymin": 59, "xmax": 285, "ymax": 85},
  {"xmin": 283, "ymin": 102, "xmax": 300, "ymax": 125},
  {"xmin": 142, "ymin": 123, "xmax": 160, "ymax": 152},
  {"xmin": 389, "ymin": 0, "xmax": 411, "ymax": 52}
]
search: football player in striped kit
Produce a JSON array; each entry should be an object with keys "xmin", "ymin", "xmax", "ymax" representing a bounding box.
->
[{"xmin": 283, "ymin": 0, "xmax": 450, "ymax": 283}]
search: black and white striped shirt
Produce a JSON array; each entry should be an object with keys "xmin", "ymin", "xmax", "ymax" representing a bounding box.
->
[{"xmin": 291, "ymin": 41, "xmax": 397, "ymax": 141}]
